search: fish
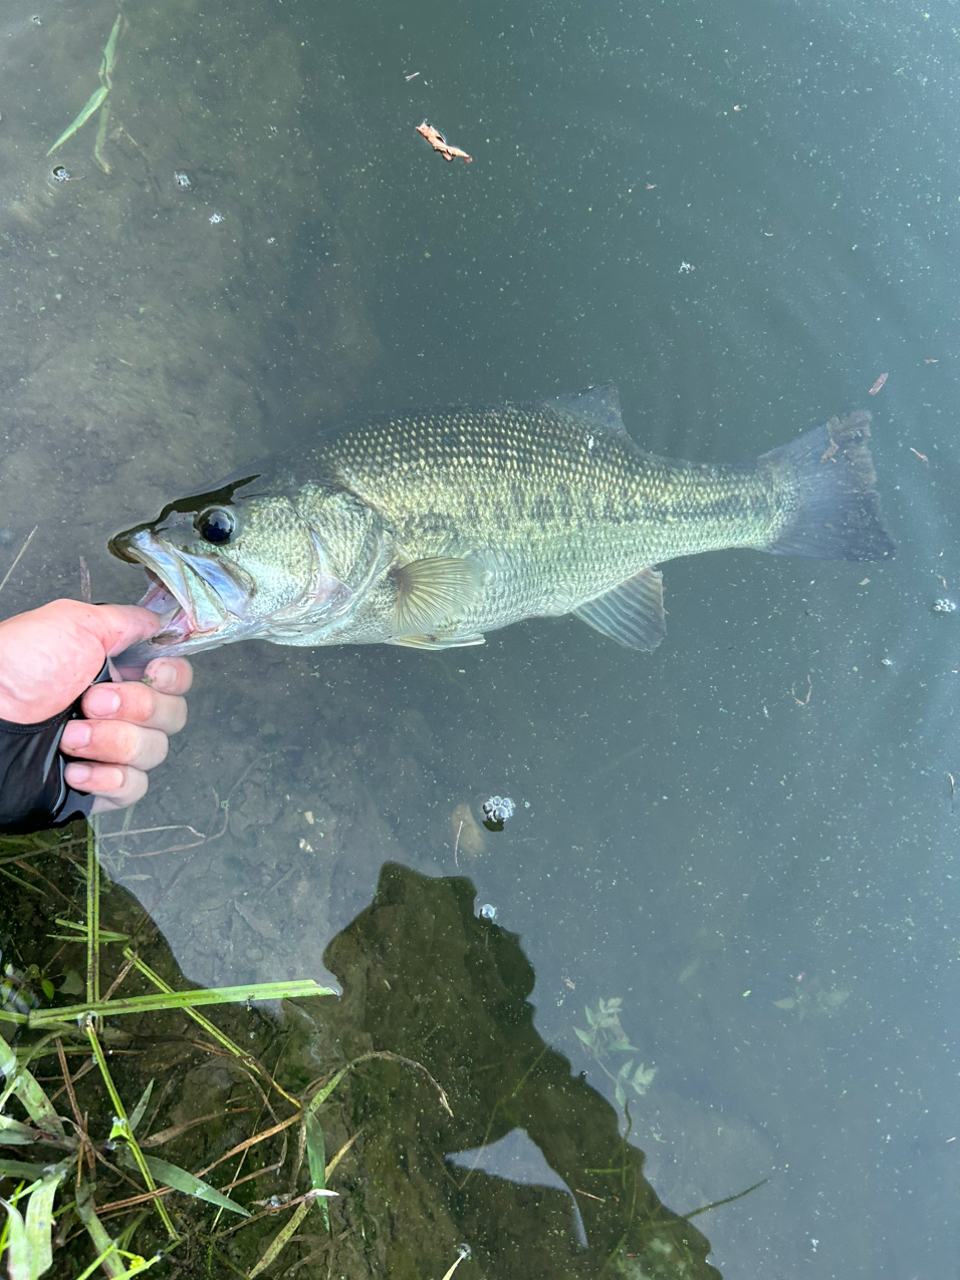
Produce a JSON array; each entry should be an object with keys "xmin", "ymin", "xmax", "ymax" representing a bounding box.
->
[{"xmin": 109, "ymin": 386, "xmax": 895, "ymax": 663}]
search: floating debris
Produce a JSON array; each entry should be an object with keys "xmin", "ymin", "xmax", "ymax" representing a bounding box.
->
[
  {"xmin": 933, "ymin": 598, "xmax": 957, "ymax": 614},
  {"xmin": 416, "ymin": 119, "xmax": 472, "ymax": 164},
  {"xmin": 478, "ymin": 903, "xmax": 498, "ymax": 921},
  {"xmin": 173, "ymin": 170, "xmax": 192, "ymax": 190}
]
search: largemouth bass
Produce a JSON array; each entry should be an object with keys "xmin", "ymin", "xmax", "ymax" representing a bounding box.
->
[{"xmin": 110, "ymin": 386, "xmax": 894, "ymax": 661}]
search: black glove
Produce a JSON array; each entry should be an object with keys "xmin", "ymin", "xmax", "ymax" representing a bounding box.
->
[{"xmin": 0, "ymin": 662, "xmax": 112, "ymax": 835}]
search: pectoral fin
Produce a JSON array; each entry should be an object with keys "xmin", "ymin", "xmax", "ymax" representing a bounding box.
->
[
  {"xmin": 393, "ymin": 556, "xmax": 484, "ymax": 637},
  {"xmin": 573, "ymin": 567, "xmax": 666, "ymax": 651}
]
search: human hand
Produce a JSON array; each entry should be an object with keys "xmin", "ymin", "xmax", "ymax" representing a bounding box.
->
[{"xmin": 0, "ymin": 599, "xmax": 193, "ymax": 814}]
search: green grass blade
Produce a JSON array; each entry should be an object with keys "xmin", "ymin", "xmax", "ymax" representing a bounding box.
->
[
  {"xmin": 86, "ymin": 1026, "xmax": 178, "ymax": 1242},
  {"xmin": 0, "ymin": 1117, "xmax": 43, "ymax": 1145},
  {"xmin": 304, "ymin": 1112, "xmax": 330, "ymax": 1229},
  {"xmin": 0, "ymin": 1037, "xmax": 65, "ymax": 1138},
  {"xmin": 123, "ymin": 950, "xmax": 274, "ymax": 1072},
  {"xmin": 141, "ymin": 1155, "xmax": 250, "ymax": 1218},
  {"xmin": 0, "ymin": 1196, "xmax": 30, "ymax": 1280},
  {"xmin": 46, "ymin": 84, "xmax": 109, "ymax": 157},
  {"xmin": 23, "ymin": 1170, "xmax": 62, "ymax": 1277},
  {"xmin": 0, "ymin": 1161, "xmax": 50, "ymax": 1181},
  {"xmin": 304, "ymin": 1112, "xmax": 326, "ymax": 1192},
  {"xmin": 75, "ymin": 1178, "xmax": 128, "ymax": 1280},
  {"xmin": 53, "ymin": 919, "xmax": 129, "ymax": 944},
  {"xmin": 247, "ymin": 1197, "xmax": 312, "ymax": 1279},
  {"xmin": 128, "ymin": 1080, "xmax": 154, "ymax": 1135},
  {"xmin": 100, "ymin": 13, "xmax": 123, "ymax": 83},
  {"xmin": 27, "ymin": 979, "xmax": 336, "ymax": 1028},
  {"xmin": 86, "ymin": 822, "xmax": 100, "ymax": 1006}
]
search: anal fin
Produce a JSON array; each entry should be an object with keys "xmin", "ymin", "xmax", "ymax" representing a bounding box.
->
[{"xmin": 573, "ymin": 567, "xmax": 665, "ymax": 651}]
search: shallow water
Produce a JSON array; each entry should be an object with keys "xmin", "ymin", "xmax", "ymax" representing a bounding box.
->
[{"xmin": 2, "ymin": 0, "xmax": 959, "ymax": 1274}]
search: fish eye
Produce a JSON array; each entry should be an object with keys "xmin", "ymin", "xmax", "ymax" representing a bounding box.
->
[{"xmin": 195, "ymin": 507, "xmax": 236, "ymax": 545}]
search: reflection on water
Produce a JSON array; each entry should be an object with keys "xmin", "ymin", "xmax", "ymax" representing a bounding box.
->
[{"xmin": 2, "ymin": 0, "xmax": 960, "ymax": 1273}]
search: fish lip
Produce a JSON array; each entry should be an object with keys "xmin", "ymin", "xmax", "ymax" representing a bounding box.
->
[{"xmin": 110, "ymin": 529, "xmax": 249, "ymax": 652}]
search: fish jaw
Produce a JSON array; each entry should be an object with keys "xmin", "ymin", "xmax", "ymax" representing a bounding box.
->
[{"xmin": 109, "ymin": 527, "xmax": 259, "ymax": 662}]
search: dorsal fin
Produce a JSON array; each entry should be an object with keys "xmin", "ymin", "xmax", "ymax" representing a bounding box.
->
[{"xmin": 543, "ymin": 384, "xmax": 627, "ymax": 435}]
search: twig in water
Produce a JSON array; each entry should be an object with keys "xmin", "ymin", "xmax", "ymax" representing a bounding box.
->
[
  {"xmin": 0, "ymin": 525, "xmax": 38, "ymax": 596},
  {"xmin": 79, "ymin": 555, "xmax": 92, "ymax": 604},
  {"xmin": 791, "ymin": 674, "xmax": 812, "ymax": 707}
]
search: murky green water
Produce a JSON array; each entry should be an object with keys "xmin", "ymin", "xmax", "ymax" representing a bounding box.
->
[{"xmin": 2, "ymin": 0, "xmax": 959, "ymax": 1274}]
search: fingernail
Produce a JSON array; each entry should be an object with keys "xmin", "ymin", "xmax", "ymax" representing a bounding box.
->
[
  {"xmin": 64, "ymin": 763, "xmax": 92, "ymax": 787},
  {"xmin": 145, "ymin": 660, "xmax": 177, "ymax": 691},
  {"xmin": 61, "ymin": 721, "xmax": 91, "ymax": 751},
  {"xmin": 85, "ymin": 687, "xmax": 121, "ymax": 717}
]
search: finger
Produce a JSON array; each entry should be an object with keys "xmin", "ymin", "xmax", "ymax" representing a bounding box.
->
[
  {"xmin": 78, "ymin": 681, "xmax": 188, "ymax": 737},
  {"xmin": 23, "ymin": 601, "xmax": 169, "ymax": 661},
  {"xmin": 61, "ymin": 719, "xmax": 171, "ymax": 772},
  {"xmin": 64, "ymin": 762, "xmax": 149, "ymax": 812},
  {"xmin": 143, "ymin": 656, "xmax": 193, "ymax": 696}
]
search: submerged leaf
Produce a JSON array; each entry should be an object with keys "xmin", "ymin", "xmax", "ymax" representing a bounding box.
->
[
  {"xmin": 631, "ymin": 1063, "xmax": 657, "ymax": 1095},
  {"xmin": 304, "ymin": 1112, "xmax": 330, "ymax": 1229},
  {"xmin": 141, "ymin": 1154, "xmax": 250, "ymax": 1217},
  {"xmin": 305, "ymin": 1113, "xmax": 326, "ymax": 1192},
  {"xmin": 46, "ymin": 85, "xmax": 109, "ymax": 157}
]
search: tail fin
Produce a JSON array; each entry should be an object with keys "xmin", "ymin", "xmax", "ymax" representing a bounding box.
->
[{"xmin": 761, "ymin": 410, "xmax": 895, "ymax": 562}]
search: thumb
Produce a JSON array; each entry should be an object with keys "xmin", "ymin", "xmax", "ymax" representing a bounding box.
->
[{"xmin": 66, "ymin": 602, "xmax": 168, "ymax": 659}]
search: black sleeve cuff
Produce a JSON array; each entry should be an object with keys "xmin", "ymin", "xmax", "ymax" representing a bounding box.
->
[{"xmin": 0, "ymin": 663, "xmax": 111, "ymax": 835}]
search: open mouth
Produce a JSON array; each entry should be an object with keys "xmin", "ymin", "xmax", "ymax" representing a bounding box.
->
[
  {"xmin": 110, "ymin": 523, "xmax": 260, "ymax": 659},
  {"xmin": 137, "ymin": 567, "xmax": 200, "ymax": 647}
]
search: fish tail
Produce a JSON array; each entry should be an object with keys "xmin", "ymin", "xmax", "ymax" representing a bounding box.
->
[{"xmin": 761, "ymin": 410, "xmax": 895, "ymax": 562}]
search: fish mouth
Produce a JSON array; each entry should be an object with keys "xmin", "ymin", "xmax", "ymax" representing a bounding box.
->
[{"xmin": 110, "ymin": 528, "xmax": 254, "ymax": 661}]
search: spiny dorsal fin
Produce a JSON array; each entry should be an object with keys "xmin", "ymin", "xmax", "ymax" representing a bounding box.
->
[
  {"xmin": 543, "ymin": 384, "xmax": 627, "ymax": 435},
  {"xmin": 393, "ymin": 556, "xmax": 484, "ymax": 637},
  {"xmin": 573, "ymin": 567, "xmax": 666, "ymax": 651}
]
